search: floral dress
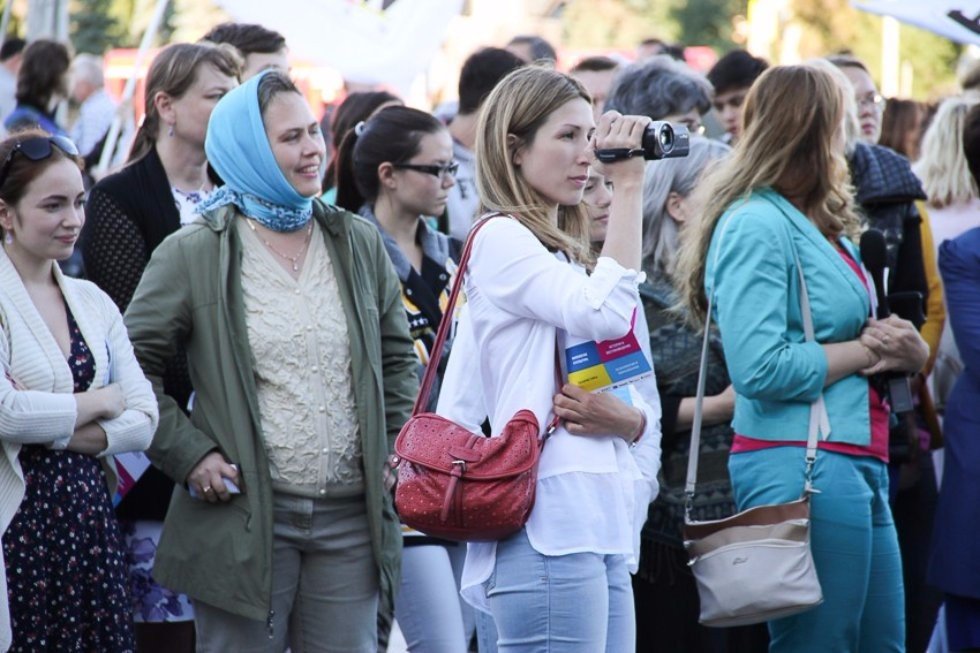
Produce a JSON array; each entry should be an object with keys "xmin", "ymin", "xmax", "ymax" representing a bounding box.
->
[{"xmin": 2, "ymin": 304, "xmax": 134, "ymax": 652}]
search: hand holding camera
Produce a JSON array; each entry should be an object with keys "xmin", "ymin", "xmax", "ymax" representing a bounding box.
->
[{"xmin": 594, "ymin": 114, "xmax": 692, "ymax": 164}]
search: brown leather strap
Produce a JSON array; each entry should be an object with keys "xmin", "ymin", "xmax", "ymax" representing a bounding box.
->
[{"xmin": 413, "ymin": 214, "xmax": 561, "ymax": 435}]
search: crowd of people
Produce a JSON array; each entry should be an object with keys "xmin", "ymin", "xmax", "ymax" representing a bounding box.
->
[{"xmin": 0, "ymin": 17, "xmax": 977, "ymax": 653}]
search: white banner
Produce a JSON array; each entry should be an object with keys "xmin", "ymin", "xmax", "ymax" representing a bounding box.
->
[{"xmin": 214, "ymin": 0, "xmax": 463, "ymax": 92}]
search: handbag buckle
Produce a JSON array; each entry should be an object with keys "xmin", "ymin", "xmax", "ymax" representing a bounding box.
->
[{"xmin": 452, "ymin": 459, "xmax": 467, "ymax": 472}]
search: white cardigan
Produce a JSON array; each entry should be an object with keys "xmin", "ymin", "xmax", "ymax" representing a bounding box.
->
[
  {"xmin": 0, "ymin": 248, "xmax": 158, "ymax": 651},
  {"xmin": 436, "ymin": 217, "xmax": 662, "ymax": 612}
]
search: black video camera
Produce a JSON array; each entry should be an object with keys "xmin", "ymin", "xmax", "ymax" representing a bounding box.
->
[{"xmin": 595, "ymin": 121, "xmax": 691, "ymax": 163}]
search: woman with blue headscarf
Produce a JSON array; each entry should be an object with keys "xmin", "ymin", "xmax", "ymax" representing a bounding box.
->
[{"xmin": 123, "ymin": 70, "xmax": 418, "ymax": 652}]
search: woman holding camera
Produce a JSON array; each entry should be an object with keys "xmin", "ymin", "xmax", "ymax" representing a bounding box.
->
[
  {"xmin": 435, "ymin": 65, "xmax": 661, "ymax": 652},
  {"xmin": 675, "ymin": 64, "xmax": 928, "ymax": 651}
]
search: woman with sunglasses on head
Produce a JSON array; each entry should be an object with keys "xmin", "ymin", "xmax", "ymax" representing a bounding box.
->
[
  {"xmin": 335, "ymin": 105, "xmax": 472, "ymax": 652},
  {"xmin": 434, "ymin": 65, "xmax": 662, "ymax": 652},
  {"xmin": 0, "ymin": 130, "xmax": 158, "ymax": 651},
  {"xmin": 124, "ymin": 70, "xmax": 417, "ymax": 653},
  {"xmin": 79, "ymin": 42, "xmax": 241, "ymax": 652}
]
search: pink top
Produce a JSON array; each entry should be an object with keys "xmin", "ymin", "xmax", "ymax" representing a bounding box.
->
[{"xmin": 730, "ymin": 245, "xmax": 889, "ymax": 462}]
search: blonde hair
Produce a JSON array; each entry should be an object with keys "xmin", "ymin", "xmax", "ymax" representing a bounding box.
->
[
  {"xmin": 913, "ymin": 96, "xmax": 980, "ymax": 208},
  {"xmin": 475, "ymin": 65, "xmax": 593, "ymax": 265},
  {"xmin": 675, "ymin": 63, "xmax": 862, "ymax": 325}
]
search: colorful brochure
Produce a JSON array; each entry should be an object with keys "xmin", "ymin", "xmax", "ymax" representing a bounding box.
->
[{"xmin": 564, "ymin": 311, "xmax": 652, "ymax": 392}]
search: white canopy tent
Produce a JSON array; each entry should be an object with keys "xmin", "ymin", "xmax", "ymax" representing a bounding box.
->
[
  {"xmin": 213, "ymin": 0, "xmax": 464, "ymax": 95},
  {"xmin": 851, "ymin": 1, "xmax": 980, "ymax": 46}
]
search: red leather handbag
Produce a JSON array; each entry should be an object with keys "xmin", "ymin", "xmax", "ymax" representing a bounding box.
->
[{"xmin": 392, "ymin": 216, "xmax": 557, "ymax": 541}]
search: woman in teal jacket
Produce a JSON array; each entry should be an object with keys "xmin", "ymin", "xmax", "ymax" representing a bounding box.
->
[{"xmin": 676, "ymin": 64, "xmax": 928, "ymax": 651}]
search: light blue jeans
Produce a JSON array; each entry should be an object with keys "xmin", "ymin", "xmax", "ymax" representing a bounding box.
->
[
  {"xmin": 194, "ymin": 493, "xmax": 378, "ymax": 653},
  {"xmin": 395, "ymin": 542, "xmax": 473, "ymax": 652},
  {"xmin": 484, "ymin": 529, "xmax": 634, "ymax": 653},
  {"xmin": 729, "ymin": 447, "xmax": 905, "ymax": 653}
]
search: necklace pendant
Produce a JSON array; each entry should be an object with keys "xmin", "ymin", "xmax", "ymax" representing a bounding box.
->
[{"xmin": 292, "ymin": 262, "xmax": 299, "ymax": 272}]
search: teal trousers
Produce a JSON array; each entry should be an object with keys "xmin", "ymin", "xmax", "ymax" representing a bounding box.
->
[{"xmin": 728, "ymin": 447, "xmax": 906, "ymax": 652}]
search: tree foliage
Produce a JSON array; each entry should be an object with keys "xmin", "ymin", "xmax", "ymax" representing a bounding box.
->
[
  {"xmin": 71, "ymin": 0, "xmax": 122, "ymax": 54},
  {"xmin": 790, "ymin": 0, "xmax": 962, "ymax": 99},
  {"xmin": 562, "ymin": 0, "xmax": 746, "ymax": 50}
]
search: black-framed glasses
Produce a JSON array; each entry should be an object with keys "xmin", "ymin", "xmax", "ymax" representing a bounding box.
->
[
  {"xmin": 392, "ymin": 160, "xmax": 459, "ymax": 179},
  {"xmin": 0, "ymin": 135, "xmax": 79, "ymax": 188}
]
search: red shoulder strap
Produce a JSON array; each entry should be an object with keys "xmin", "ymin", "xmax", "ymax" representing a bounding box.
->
[
  {"xmin": 413, "ymin": 214, "xmax": 561, "ymax": 435},
  {"xmin": 412, "ymin": 214, "xmax": 500, "ymax": 415}
]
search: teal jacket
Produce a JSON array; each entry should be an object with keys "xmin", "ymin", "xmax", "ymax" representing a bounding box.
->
[
  {"xmin": 705, "ymin": 188, "xmax": 872, "ymax": 444},
  {"xmin": 124, "ymin": 201, "xmax": 417, "ymax": 624}
]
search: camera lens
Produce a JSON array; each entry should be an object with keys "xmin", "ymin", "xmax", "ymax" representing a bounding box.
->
[{"xmin": 659, "ymin": 126, "xmax": 674, "ymax": 152}]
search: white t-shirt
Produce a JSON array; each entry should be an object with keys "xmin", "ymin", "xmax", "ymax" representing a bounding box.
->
[{"xmin": 436, "ymin": 216, "xmax": 662, "ymax": 612}]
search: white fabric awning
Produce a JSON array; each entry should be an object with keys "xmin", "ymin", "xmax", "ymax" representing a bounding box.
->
[
  {"xmin": 851, "ymin": 1, "xmax": 980, "ymax": 45},
  {"xmin": 213, "ymin": 0, "xmax": 463, "ymax": 91}
]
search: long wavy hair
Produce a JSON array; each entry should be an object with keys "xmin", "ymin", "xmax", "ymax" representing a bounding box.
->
[
  {"xmin": 675, "ymin": 63, "xmax": 862, "ymax": 326},
  {"xmin": 475, "ymin": 65, "xmax": 593, "ymax": 265},
  {"xmin": 913, "ymin": 96, "xmax": 979, "ymax": 208}
]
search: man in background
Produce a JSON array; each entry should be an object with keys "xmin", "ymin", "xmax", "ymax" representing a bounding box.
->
[
  {"xmin": 569, "ymin": 55, "xmax": 621, "ymax": 124},
  {"xmin": 707, "ymin": 49, "xmax": 768, "ymax": 145},
  {"xmin": 445, "ymin": 47, "xmax": 524, "ymax": 241},
  {"xmin": 201, "ymin": 22, "xmax": 288, "ymax": 80},
  {"xmin": 70, "ymin": 53, "xmax": 117, "ymax": 158}
]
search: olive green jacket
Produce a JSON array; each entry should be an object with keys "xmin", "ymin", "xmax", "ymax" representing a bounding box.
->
[{"xmin": 124, "ymin": 201, "xmax": 417, "ymax": 623}]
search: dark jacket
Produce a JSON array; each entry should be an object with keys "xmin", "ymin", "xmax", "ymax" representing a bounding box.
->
[
  {"xmin": 849, "ymin": 142, "xmax": 929, "ymax": 304},
  {"xmin": 82, "ymin": 148, "xmax": 214, "ymax": 519},
  {"xmin": 124, "ymin": 201, "xmax": 417, "ymax": 622},
  {"xmin": 929, "ymin": 228, "xmax": 980, "ymax": 598}
]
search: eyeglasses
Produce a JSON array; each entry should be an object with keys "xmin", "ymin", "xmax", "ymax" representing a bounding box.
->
[
  {"xmin": 392, "ymin": 160, "xmax": 459, "ymax": 179},
  {"xmin": 0, "ymin": 135, "xmax": 79, "ymax": 188},
  {"xmin": 857, "ymin": 93, "xmax": 886, "ymax": 112}
]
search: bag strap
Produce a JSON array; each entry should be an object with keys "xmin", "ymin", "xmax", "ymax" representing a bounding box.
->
[
  {"xmin": 684, "ymin": 233, "xmax": 828, "ymax": 506},
  {"xmin": 413, "ymin": 214, "xmax": 561, "ymax": 436}
]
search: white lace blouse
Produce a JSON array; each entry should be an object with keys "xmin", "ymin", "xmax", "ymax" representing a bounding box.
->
[
  {"xmin": 435, "ymin": 217, "xmax": 662, "ymax": 612},
  {"xmin": 238, "ymin": 220, "xmax": 363, "ymax": 498}
]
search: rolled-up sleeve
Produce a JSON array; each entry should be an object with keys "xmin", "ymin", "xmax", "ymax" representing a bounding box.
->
[{"xmin": 709, "ymin": 211, "xmax": 827, "ymax": 402}]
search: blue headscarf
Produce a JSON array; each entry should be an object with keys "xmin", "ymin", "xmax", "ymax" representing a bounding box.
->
[{"xmin": 197, "ymin": 70, "xmax": 313, "ymax": 232}]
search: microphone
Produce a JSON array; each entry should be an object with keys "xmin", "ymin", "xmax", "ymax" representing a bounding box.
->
[
  {"xmin": 858, "ymin": 228, "xmax": 914, "ymax": 413},
  {"xmin": 859, "ymin": 229, "xmax": 889, "ymax": 319}
]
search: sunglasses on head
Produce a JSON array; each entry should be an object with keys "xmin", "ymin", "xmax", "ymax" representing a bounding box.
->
[{"xmin": 0, "ymin": 135, "xmax": 79, "ymax": 188}]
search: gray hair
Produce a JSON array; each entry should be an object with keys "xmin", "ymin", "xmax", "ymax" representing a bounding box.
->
[
  {"xmin": 642, "ymin": 137, "xmax": 731, "ymax": 276},
  {"xmin": 605, "ymin": 54, "xmax": 713, "ymax": 120},
  {"xmin": 71, "ymin": 53, "xmax": 104, "ymax": 88}
]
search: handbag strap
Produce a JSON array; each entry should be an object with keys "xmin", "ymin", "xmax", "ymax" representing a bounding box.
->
[
  {"xmin": 684, "ymin": 235, "xmax": 829, "ymax": 506},
  {"xmin": 413, "ymin": 214, "xmax": 561, "ymax": 435}
]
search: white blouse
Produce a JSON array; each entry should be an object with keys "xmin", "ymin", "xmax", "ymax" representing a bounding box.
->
[{"xmin": 436, "ymin": 216, "xmax": 662, "ymax": 612}]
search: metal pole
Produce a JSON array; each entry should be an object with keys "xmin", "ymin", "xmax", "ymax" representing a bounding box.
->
[
  {"xmin": 94, "ymin": 0, "xmax": 170, "ymax": 176},
  {"xmin": 881, "ymin": 16, "xmax": 901, "ymax": 97}
]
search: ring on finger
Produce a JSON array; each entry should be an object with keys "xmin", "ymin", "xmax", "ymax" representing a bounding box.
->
[{"xmin": 203, "ymin": 486, "xmax": 213, "ymax": 494}]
